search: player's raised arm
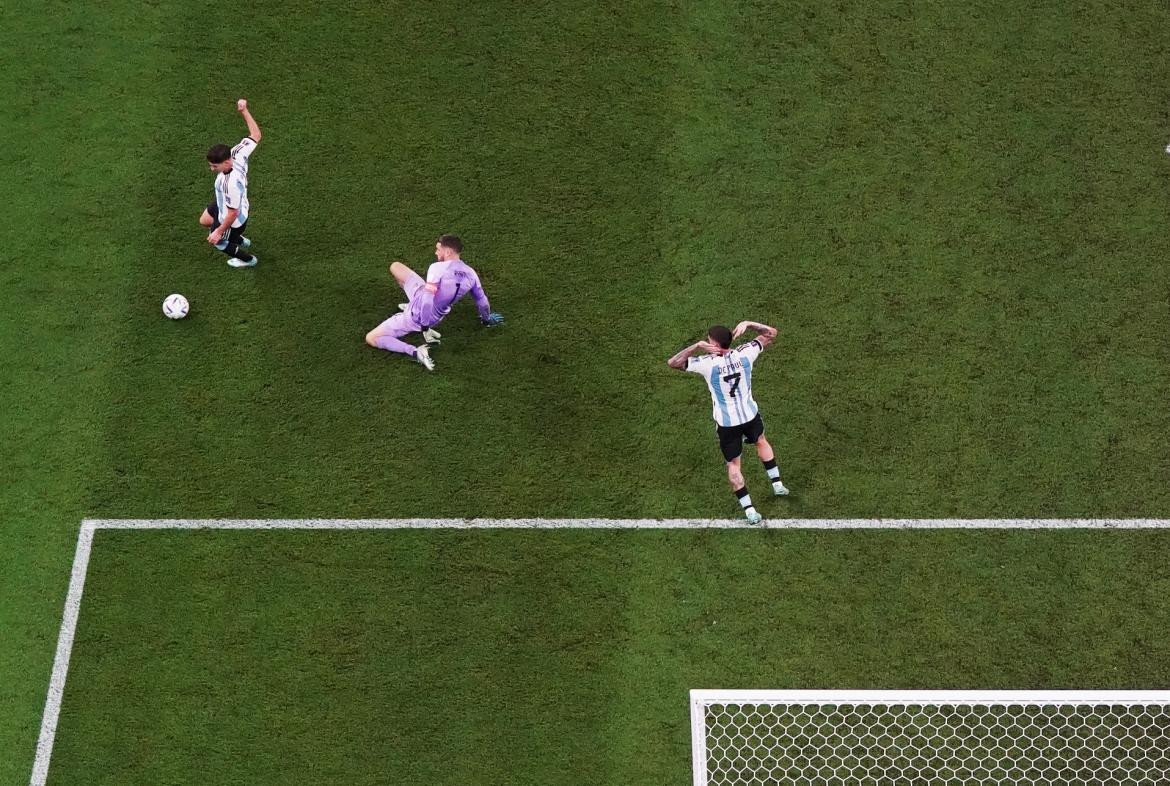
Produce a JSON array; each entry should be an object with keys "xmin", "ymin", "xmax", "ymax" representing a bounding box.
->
[
  {"xmin": 668, "ymin": 340, "xmax": 716, "ymax": 370},
  {"xmin": 732, "ymin": 320, "xmax": 777, "ymax": 349},
  {"xmin": 237, "ymin": 99, "xmax": 261, "ymax": 142}
]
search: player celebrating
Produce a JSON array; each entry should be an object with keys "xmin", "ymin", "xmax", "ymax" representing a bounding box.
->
[
  {"xmin": 199, "ymin": 99, "xmax": 261, "ymax": 268},
  {"xmin": 365, "ymin": 234, "xmax": 503, "ymax": 371},
  {"xmin": 668, "ymin": 321, "xmax": 788, "ymax": 523}
]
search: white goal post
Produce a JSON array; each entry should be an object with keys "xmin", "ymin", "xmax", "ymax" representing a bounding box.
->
[{"xmin": 690, "ymin": 690, "xmax": 1170, "ymax": 786}]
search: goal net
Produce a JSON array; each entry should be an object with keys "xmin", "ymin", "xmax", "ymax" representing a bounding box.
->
[{"xmin": 690, "ymin": 690, "xmax": 1170, "ymax": 786}]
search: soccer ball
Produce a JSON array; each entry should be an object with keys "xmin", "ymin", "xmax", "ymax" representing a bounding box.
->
[{"xmin": 162, "ymin": 293, "xmax": 190, "ymax": 320}]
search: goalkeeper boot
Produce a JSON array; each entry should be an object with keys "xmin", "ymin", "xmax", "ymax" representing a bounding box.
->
[
  {"xmin": 745, "ymin": 509, "xmax": 763, "ymax": 525},
  {"xmin": 415, "ymin": 345, "xmax": 435, "ymax": 371},
  {"xmin": 421, "ymin": 327, "xmax": 441, "ymax": 345}
]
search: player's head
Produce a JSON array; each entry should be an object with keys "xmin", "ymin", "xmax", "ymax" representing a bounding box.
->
[
  {"xmin": 206, "ymin": 144, "xmax": 233, "ymax": 173},
  {"xmin": 708, "ymin": 325, "xmax": 732, "ymax": 350},
  {"xmin": 434, "ymin": 234, "xmax": 463, "ymax": 261}
]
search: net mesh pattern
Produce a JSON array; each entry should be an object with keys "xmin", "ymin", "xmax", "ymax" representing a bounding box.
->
[{"xmin": 701, "ymin": 702, "xmax": 1170, "ymax": 785}]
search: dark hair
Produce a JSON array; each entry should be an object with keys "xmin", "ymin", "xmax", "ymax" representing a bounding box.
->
[
  {"xmin": 708, "ymin": 325, "xmax": 732, "ymax": 350},
  {"xmin": 206, "ymin": 143, "xmax": 231, "ymax": 164},
  {"xmin": 438, "ymin": 234, "xmax": 463, "ymax": 253}
]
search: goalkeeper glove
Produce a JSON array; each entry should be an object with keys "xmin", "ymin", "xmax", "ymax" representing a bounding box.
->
[{"xmin": 482, "ymin": 312, "xmax": 504, "ymax": 326}]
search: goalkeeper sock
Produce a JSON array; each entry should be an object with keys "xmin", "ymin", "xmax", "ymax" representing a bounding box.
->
[
  {"xmin": 372, "ymin": 334, "xmax": 418, "ymax": 357},
  {"xmin": 763, "ymin": 458, "xmax": 782, "ymax": 488},
  {"xmin": 734, "ymin": 486, "xmax": 756, "ymax": 517}
]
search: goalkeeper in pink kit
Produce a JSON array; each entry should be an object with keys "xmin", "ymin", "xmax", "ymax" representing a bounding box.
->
[{"xmin": 365, "ymin": 234, "xmax": 503, "ymax": 371}]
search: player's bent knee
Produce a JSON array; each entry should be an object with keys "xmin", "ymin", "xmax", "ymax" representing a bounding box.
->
[
  {"xmin": 199, "ymin": 211, "xmax": 213, "ymax": 227},
  {"xmin": 365, "ymin": 331, "xmax": 381, "ymax": 347}
]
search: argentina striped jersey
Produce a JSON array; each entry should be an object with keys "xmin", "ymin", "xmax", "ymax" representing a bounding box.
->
[
  {"xmin": 686, "ymin": 340, "xmax": 764, "ymax": 426},
  {"xmin": 213, "ymin": 137, "xmax": 257, "ymax": 228}
]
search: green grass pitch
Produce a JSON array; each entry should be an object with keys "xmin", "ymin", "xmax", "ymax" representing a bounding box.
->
[{"xmin": 4, "ymin": 0, "xmax": 1170, "ymax": 783}]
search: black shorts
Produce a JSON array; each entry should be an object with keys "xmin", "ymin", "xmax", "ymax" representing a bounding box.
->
[
  {"xmin": 206, "ymin": 201, "xmax": 247, "ymax": 244},
  {"xmin": 716, "ymin": 413, "xmax": 764, "ymax": 462}
]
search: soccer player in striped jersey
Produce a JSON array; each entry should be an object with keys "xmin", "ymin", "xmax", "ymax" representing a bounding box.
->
[
  {"xmin": 199, "ymin": 99, "xmax": 261, "ymax": 268},
  {"xmin": 365, "ymin": 234, "xmax": 503, "ymax": 371},
  {"xmin": 668, "ymin": 321, "xmax": 788, "ymax": 523}
]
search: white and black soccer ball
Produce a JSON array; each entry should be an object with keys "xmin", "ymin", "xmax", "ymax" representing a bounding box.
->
[{"xmin": 162, "ymin": 293, "xmax": 190, "ymax": 320}]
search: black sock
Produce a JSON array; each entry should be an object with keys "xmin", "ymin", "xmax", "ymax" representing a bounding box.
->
[
  {"xmin": 222, "ymin": 242, "xmax": 253, "ymax": 262},
  {"xmin": 734, "ymin": 486, "xmax": 755, "ymax": 512}
]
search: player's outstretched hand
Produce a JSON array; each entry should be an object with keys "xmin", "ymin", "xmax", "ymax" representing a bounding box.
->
[
  {"xmin": 237, "ymin": 98, "xmax": 248, "ymax": 112},
  {"xmin": 482, "ymin": 312, "xmax": 504, "ymax": 326},
  {"xmin": 732, "ymin": 321, "xmax": 750, "ymax": 339}
]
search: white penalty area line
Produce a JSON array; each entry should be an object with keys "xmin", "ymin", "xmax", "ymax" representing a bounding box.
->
[
  {"xmin": 31, "ymin": 516, "xmax": 1170, "ymax": 785},
  {"xmin": 30, "ymin": 523, "xmax": 94, "ymax": 786},
  {"xmin": 80, "ymin": 517, "xmax": 1170, "ymax": 530}
]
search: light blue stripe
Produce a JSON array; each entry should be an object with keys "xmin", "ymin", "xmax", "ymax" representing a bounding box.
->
[
  {"xmin": 741, "ymin": 355, "xmax": 757, "ymax": 419},
  {"xmin": 709, "ymin": 367, "xmax": 731, "ymax": 427},
  {"xmin": 237, "ymin": 181, "xmax": 247, "ymax": 224}
]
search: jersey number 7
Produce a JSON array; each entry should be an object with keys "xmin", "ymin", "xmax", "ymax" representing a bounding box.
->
[{"xmin": 723, "ymin": 372, "xmax": 741, "ymax": 397}]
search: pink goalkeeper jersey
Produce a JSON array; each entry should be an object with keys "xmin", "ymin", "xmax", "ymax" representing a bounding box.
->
[{"xmin": 409, "ymin": 259, "xmax": 491, "ymax": 327}]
